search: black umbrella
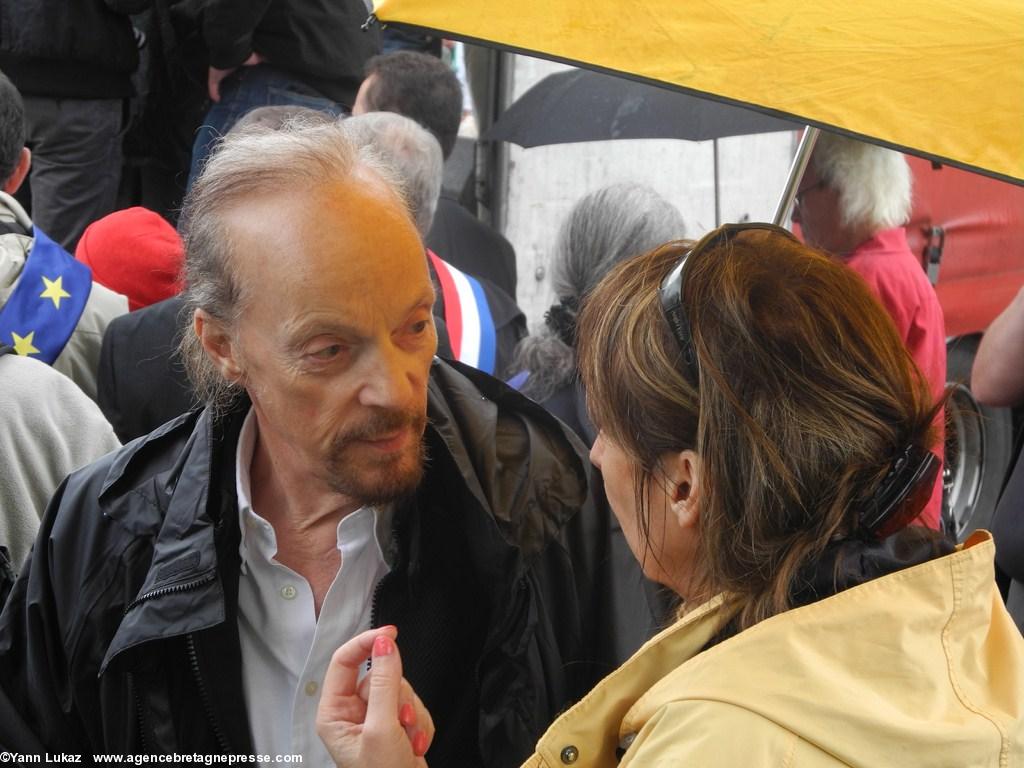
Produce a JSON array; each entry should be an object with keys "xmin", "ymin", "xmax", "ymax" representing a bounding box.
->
[
  {"xmin": 485, "ymin": 68, "xmax": 799, "ymax": 147},
  {"xmin": 484, "ymin": 67, "xmax": 800, "ymax": 225}
]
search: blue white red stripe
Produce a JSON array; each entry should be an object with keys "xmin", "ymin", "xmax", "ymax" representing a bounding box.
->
[{"xmin": 428, "ymin": 251, "xmax": 497, "ymax": 374}]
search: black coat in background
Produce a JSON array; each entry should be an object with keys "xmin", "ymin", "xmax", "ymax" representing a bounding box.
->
[
  {"xmin": 427, "ymin": 194, "xmax": 519, "ymax": 301},
  {"xmin": 97, "ymin": 296, "xmax": 197, "ymax": 443},
  {"xmin": 202, "ymin": 0, "xmax": 378, "ymax": 106},
  {"xmin": 0, "ymin": 0, "xmax": 151, "ymax": 98}
]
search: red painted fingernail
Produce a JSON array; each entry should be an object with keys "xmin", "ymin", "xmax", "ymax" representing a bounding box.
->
[
  {"xmin": 413, "ymin": 730, "xmax": 430, "ymax": 756},
  {"xmin": 400, "ymin": 702, "xmax": 416, "ymax": 726},
  {"xmin": 373, "ymin": 635, "xmax": 394, "ymax": 657}
]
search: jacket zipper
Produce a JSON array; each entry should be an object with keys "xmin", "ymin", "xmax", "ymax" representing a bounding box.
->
[
  {"xmin": 121, "ymin": 573, "xmax": 225, "ymax": 751},
  {"xmin": 123, "ymin": 571, "xmax": 218, "ymax": 614},
  {"xmin": 130, "ymin": 672, "xmax": 152, "ymax": 752},
  {"xmin": 186, "ymin": 633, "xmax": 230, "ymax": 753}
]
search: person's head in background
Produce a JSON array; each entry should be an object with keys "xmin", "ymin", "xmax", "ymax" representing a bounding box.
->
[
  {"xmin": 792, "ymin": 132, "xmax": 912, "ymax": 256},
  {"xmin": 512, "ymin": 183, "xmax": 685, "ymax": 409},
  {"xmin": 229, "ymin": 104, "xmax": 334, "ymax": 135},
  {"xmin": 0, "ymin": 70, "xmax": 30, "ymax": 195},
  {"xmin": 75, "ymin": 207, "xmax": 183, "ymax": 311},
  {"xmin": 352, "ymin": 51, "xmax": 462, "ymax": 160},
  {"xmin": 578, "ymin": 226, "xmax": 941, "ymax": 628},
  {"xmin": 340, "ymin": 111, "xmax": 443, "ymax": 237}
]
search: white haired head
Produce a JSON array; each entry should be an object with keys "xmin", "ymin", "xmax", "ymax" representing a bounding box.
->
[{"xmin": 811, "ymin": 133, "xmax": 912, "ymax": 232}]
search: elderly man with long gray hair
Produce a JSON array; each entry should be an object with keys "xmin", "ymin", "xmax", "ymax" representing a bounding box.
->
[
  {"xmin": 0, "ymin": 120, "xmax": 626, "ymax": 767},
  {"xmin": 792, "ymin": 132, "xmax": 946, "ymax": 530}
]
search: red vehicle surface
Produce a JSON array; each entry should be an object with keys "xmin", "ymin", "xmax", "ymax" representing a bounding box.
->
[{"xmin": 905, "ymin": 157, "xmax": 1024, "ymax": 536}]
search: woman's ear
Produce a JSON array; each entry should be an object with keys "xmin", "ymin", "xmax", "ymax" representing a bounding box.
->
[{"xmin": 665, "ymin": 449, "xmax": 702, "ymax": 530}]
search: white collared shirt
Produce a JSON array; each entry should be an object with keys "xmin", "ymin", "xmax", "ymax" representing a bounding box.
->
[{"xmin": 235, "ymin": 410, "xmax": 390, "ymax": 765}]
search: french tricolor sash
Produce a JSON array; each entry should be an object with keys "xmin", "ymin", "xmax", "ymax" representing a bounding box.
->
[
  {"xmin": 428, "ymin": 250, "xmax": 497, "ymax": 375},
  {"xmin": 0, "ymin": 227, "xmax": 92, "ymax": 364}
]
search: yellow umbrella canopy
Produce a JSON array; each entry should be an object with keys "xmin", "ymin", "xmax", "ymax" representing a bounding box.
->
[{"xmin": 372, "ymin": 0, "xmax": 1024, "ymax": 184}]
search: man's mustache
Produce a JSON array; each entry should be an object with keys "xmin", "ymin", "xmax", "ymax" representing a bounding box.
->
[{"xmin": 333, "ymin": 407, "xmax": 427, "ymax": 445}]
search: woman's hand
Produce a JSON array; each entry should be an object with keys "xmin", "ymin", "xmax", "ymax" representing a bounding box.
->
[{"xmin": 317, "ymin": 626, "xmax": 434, "ymax": 768}]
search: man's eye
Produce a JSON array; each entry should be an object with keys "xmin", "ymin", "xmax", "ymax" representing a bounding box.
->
[
  {"xmin": 309, "ymin": 344, "xmax": 343, "ymax": 361},
  {"xmin": 410, "ymin": 320, "xmax": 430, "ymax": 334}
]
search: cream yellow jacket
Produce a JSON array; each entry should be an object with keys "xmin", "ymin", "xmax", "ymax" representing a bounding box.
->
[{"xmin": 524, "ymin": 531, "xmax": 1024, "ymax": 767}]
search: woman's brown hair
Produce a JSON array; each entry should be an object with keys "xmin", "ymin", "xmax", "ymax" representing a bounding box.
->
[{"xmin": 577, "ymin": 229, "xmax": 942, "ymax": 630}]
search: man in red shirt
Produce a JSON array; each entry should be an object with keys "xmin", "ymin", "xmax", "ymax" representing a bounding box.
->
[{"xmin": 792, "ymin": 133, "xmax": 946, "ymax": 530}]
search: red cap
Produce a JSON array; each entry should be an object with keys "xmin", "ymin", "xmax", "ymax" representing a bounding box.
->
[{"xmin": 75, "ymin": 207, "xmax": 183, "ymax": 311}]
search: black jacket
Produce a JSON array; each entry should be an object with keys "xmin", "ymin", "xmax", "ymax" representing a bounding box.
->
[
  {"xmin": 0, "ymin": 0, "xmax": 151, "ymax": 98},
  {"xmin": 202, "ymin": 0, "xmax": 378, "ymax": 106},
  {"xmin": 0, "ymin": 359, "xmax": 647, "ymax": 765},
  {"xmin": 97, "ymin": 296, "xmax": 197, "ymax": 443},
  {"xmin": 427, "ymin": 196, "xmax": 519, "ymax": 301}
]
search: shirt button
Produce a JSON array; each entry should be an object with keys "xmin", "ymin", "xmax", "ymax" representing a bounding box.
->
[
  {"xmin": 280, "ymin": 585, "xmax": 297, "ymax": 600},
  {"xmin": 305, "ymin": 681, "xmax": 318, "ymax": 696},
  {"xmin": 560, "ymin": 746, "xmax": 579, "ymax": 764}
]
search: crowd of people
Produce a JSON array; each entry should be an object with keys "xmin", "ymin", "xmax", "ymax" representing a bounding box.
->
[{"xmin": 0, "ymin": 1, "xmax": 1022, "ymax": 765}]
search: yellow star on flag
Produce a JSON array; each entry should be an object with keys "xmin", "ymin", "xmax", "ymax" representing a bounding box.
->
[
  {"xmin": 11, "ymin": 331, "xmax": 39, "ymax": 356},
  {"xmin": 40, "ymin": 275, "xmax": 71, "ymax": 309}
]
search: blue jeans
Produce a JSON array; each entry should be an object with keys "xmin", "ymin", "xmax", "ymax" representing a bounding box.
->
[{"xmin": 187, "ymin": 65, "xmax": 344, "ymax": 190}]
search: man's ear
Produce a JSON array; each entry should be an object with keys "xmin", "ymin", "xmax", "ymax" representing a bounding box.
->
[
  {"xmin": 665, "ymin": 449, "xmax": 703, "ymax": 530},
  {"xmin": 195, "ymin": 309, "xmax": 244, "ymax": 383},
  {"xmin": 3, "ymin": 147, "xmax": 30, "ymax": 195}
]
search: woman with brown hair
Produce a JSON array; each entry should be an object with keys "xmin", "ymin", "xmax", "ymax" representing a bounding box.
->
[{"xmin": 317, "ymin": 224, "xmax": 1024, "ymax": 767}]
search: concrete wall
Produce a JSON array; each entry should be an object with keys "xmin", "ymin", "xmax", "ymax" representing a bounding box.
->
[{"xmin": 500, "ymin": 55, "xmax": 798, "ymax": 331}]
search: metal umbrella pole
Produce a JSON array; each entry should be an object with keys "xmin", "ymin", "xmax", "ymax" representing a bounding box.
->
[{"xmin": 773, "ymin": 127, "xmax": 820, "ymax": 226}]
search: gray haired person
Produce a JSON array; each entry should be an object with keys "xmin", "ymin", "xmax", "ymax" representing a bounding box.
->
[{"xmin": 512, "ymin": 182, "xmax": 686, "ymax": 443}]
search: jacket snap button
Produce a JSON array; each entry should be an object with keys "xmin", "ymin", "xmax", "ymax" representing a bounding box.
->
[{"xmin": 560, "ymin": 745, "xmax": 579, "ymax": 764}]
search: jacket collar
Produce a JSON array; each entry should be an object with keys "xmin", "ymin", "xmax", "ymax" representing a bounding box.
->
[
  {"xmin": 531, "ymin": 594, "xmax": 739, "ymax": 767},
  {"xmin": 99, "ymin": 401, "xmax": 247, "ymax": 673}
]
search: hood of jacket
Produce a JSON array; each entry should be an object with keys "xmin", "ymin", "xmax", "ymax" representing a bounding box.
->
[
  {"xmin": 528, "ymin": 531, "xmax": 1024, "ymax": 768},
  {"xmin": 91, "ymin": 357, "xmax": 590, "ymax": 671}
]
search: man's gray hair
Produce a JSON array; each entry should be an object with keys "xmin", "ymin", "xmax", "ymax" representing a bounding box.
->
[
  {"xmin": 177, "ymin": 120, "xmax": 408, "ymax": 414},
  {"xmin": 513, "ymin": 182, "xmax": 686, "ymax": 401},
  {"xmin": 339, "ymin": 112, "xmax": 443, "ymax": 237},
  {"xmin": 811, "ymin": 132, "xmax": 912, "ymax": 232}
]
